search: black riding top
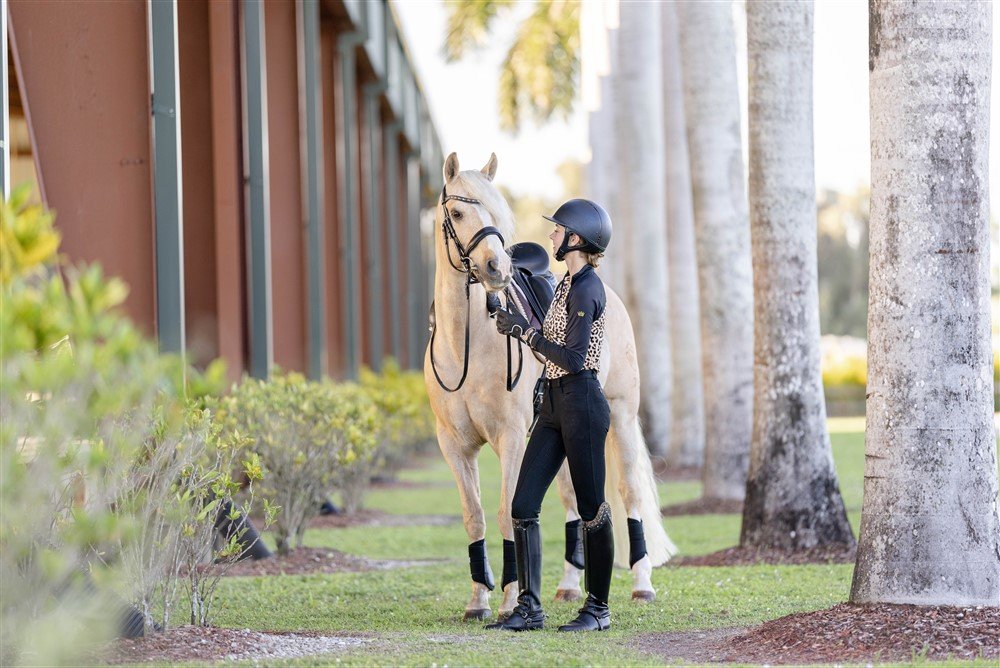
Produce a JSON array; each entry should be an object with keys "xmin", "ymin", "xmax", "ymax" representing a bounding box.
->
[{"xmin": 527, "ymin": 264, "xmax": 607, "ymax": 379}]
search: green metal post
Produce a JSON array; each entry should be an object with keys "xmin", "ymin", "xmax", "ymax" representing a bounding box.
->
[
  {"xmin": 298, "ymin": 0, "xmax": 326, "ymax": 380},
  {"xmin": 338, "ymin": 33, "xmax": 363, "ymax": 379},
  {"xmin": 364, "ymin": 83, "xmax": 385, "ymax": 370},
  {"xmin": 384, "ymin": 121, "xmax": 402, "ymax": 362},
  {"xmin": 406, "ymin": 154, "xmax": 423, "ymax": 369},
  {"xmin": 149, "ymin": 0, "xmax": 186, "ymax": 354},
  {"xmin": 242, "ymin": 0, "xmax": 273, "ymax": 379}
]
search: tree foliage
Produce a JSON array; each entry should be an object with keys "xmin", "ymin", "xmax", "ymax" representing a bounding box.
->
[
  {"xmin": 442, "ymin": 0, "xmax": 514, "ymax": 61},
  {"xmin": 444, "ymin": 0, "xmax": 580, "ymax": 133}
]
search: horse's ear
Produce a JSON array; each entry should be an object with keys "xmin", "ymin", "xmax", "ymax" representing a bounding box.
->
[
  {"xmin": 481, "ymin": 152, "xmax": 498, "ymax": 181},
  {"xmin": 443, "ymin": 152, "xmax": 460, "ymax": 184}
]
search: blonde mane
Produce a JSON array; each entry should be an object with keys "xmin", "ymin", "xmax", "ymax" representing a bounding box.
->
[{"xmin": 454, "ymin": 170, "xmax": 517, "ymax": 248}]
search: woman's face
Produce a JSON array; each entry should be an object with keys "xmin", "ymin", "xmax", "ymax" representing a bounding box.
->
[{"xmin": 549, "ymin": 224, "xmax": 571, "ymax": 256}]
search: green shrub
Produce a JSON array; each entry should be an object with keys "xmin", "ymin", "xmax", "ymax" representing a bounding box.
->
[
  {"xmin": 0, "ymin": 189, "xmax": 251, "ymax": 662},
  {"xmin": 215, "ymin": 373, "xmax": 379, "ymax": 553},
  {"xmin": 821, "ymin": 349, "xmax": 867, "ymax": 388},
  {"xmin": 359, "ymin": 358, "xmax": 436, "ymax": 485}
]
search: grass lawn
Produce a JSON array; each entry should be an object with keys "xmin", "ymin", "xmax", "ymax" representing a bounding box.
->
[{"xmin": 205, "ymin": 420, "xmax": 977, "ymax": 666}]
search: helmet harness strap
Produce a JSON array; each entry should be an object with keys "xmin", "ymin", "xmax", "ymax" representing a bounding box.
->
[{"xmin": 554, "ymin": 231, "xmax": 591, "ymax": 262}]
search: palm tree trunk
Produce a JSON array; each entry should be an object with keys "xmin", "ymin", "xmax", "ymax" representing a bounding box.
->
[
  {"xmin": 613, "ymin": 0, "xmax": 672, "ymax": 457},
  {"xmin": 585, "ymin": 3, "xmax": 617, "ymax": 286},
  {"xmin": 740, "ymin": 0, "xmax": 854, "ymax": 550},
  {"xmin": 660, "ymin": 1, "xmax": 704, "ymax": 472},
  {"xmin": 851, "ymin": 0, "xmax": 1000, "ymax": 605},
  {"xmin": 595, "ymin": 15, "xmax": 625, "ymax": 297},
  {"xmin": 678, "ymin": 2, "xmax": 753, "ymax": 500}
]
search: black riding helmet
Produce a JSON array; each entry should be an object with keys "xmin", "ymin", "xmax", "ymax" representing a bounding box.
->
[{"xmin": 543, "ymin": 199, "xmax": 613, "ymax": 261}]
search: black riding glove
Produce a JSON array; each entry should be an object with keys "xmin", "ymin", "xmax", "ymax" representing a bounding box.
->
[{"xmin": 495, "ymin": 308, "xmax": 532, "ymax": 342}]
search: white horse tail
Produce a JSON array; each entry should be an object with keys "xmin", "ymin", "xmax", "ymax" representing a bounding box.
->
[
  {"xmin": 605, "ymin": 413, "xmax": 678, "ymax": 568},
  {"xmin": 604, "ymin": 434, "xmax": 631, "ymax": 569}
]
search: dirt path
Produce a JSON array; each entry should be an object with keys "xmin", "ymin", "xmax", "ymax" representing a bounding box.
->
[
  {"xmin": 101, "ymin": 627, "xmax": 372, "ymax": 665},
  {"xmin": 222, "ymin": 547, "xmax": 446, "ymax": 577}
]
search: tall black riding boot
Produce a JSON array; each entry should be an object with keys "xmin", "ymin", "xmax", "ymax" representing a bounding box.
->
[
  {"xmin": 485, "ymin": 518, "xmax": 545, "ymax": 631},
  {"xmin": 558, "ymin": 502, "xmax": 613, "ymax": 632}
]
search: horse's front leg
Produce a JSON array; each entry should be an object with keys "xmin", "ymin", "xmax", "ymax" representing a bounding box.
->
[
  {"xmin": 553, "ymin": 463, "xmax": 584, "ymax": 602},
  {"xmin": 494, "ymin": 429, "xmax": 527, "ymax": 620},
  {"xmin": 438, "ymin": 428, "xmax": 492, "ymax": 621}
]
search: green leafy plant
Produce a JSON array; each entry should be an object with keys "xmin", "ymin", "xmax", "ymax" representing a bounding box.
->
[
  {"xmin": 215, "ymin": 373, "xmax": 380, "ymax": 553},
  {"xmin": 359, "ymin": 358, "xmax": 436, "ymax": 485},
  {"xmin": 0, "ymin": 189, "xmax": 249, "ymax": 661},
  {"xmin": 174, "ymin": 407, "xmax": 273, "ymax": 627}
]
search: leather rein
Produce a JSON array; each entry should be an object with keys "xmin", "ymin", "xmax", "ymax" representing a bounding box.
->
[{"xmin": 429, "ymin": 183, "xmax": 524, "ymax": 393}]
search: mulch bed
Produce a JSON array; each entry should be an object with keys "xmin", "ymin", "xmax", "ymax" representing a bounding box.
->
[
  {"xmin": 730, "ymin": 603, "xmax": 1000, "ymax": 663},
  {"xmin": 100, "ymin": 625, "xmax": 371, "ymax": 665},
  {"xmin": 308, "ymin": 509, "xmax": 460, "ymax": 529},
  {"xmin": 675, "ymin": 544, "xmax": 857, "ymax": 567},
  {"xmin": 222, "ymin": 546, "xmax": 443, "ymax": 577},
  {"xmin": 661, "ymin": 497, "xmax": 744, "ymax": 517},
  {"xmin": 638, "ymin": 603, "xmax": 999, "ymax": 664}
]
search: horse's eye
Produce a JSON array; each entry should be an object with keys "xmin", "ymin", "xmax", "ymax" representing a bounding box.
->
[{"xmin": 452, "ymin": 209, "xmax": 463, "ymax": 220}]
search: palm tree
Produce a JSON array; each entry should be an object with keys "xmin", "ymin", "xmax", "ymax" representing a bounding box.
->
[
  {"xmin": 677, "ymin": 2, "xmax": 754, "ymax": 502},
  {"xmin": 610, "ymin": 0, "xmax": 671, "ymax": 456},
  {"xmin": 851, "ymin": 0, "xmax": 1000, "ymax": 605},
  {"xmin": 740, "ymin": 0, "xmax": 854, "ymax": 551},
  {"xmin": 584, "ymin": 13, "xmax": 625, "ymax": 294},
  {"xmin": 660, "ymin": 1, "xmax": 705, "ymax": 471},
  {"xmin": 443, "ymin": 0, "xmax": 579, "ymax": 133}
]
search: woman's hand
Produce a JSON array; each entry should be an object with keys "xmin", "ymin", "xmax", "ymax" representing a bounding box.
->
[{"xmin": 495, "ymin": 308, "xmax": 531, "ymax": 340}]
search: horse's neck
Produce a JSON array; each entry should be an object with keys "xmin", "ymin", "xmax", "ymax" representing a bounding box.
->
[
  {"xmin": 434, "ymin": 260, "xmax": 502, "ymax": 366},
  {"xmin": 433, "ymin": 254, "xmax": 494, "ymax": 357}
]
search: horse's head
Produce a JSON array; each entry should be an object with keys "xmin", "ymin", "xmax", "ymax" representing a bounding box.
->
[{"xmin": 439, "ymin": 152, "xmax": 515, "ymax": 292}]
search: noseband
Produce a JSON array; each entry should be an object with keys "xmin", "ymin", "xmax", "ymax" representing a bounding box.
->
[
  {"xmin": 430, "ymin": 183, "xmax": 524, "ymax": 393},
  {"xmin": 439, "ymin": 184, "xmax": 506, "ymax": 279}
]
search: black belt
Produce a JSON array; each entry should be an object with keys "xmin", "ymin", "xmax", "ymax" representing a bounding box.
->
[{"xmin": 544, "ymin": 369, "xmax": 597, "ymax": 387}]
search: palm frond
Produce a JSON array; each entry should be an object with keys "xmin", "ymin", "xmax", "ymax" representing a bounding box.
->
[
  {"xmin": 497, "ymin": 0, "xmax": 580, "ymax": 133},
  {"xmin": 442, "ymin": 0, "xmax": 516, "ymax": 61}
]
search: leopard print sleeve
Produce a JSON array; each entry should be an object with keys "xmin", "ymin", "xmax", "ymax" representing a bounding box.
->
[{"xmin": 531, "ymin": 265, "xmax": 606, "ymax": 379}]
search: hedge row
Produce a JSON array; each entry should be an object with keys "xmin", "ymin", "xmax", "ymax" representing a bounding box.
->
[{"xmin": 0, "ymin": 191, "xmax": 434, "ymax": 664}]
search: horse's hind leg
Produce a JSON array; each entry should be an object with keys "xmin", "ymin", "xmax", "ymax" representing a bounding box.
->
[
  {"xmin": 437, "ymin": 427, "xmax": 492, "ymax": 621},
  {"xmin": 553, "ymin": 463, "xmax": 584, "ymax": 601}
]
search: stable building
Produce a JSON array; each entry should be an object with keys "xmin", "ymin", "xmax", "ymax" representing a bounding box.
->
[{"xmin": 3, "ymin": 0, "xmax": 441, "ymax": 380}]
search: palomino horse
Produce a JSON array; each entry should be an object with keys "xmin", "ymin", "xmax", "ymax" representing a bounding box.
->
[{"xmin": 424, "ymin": 152, "xmax": 676, "ymax": 621}]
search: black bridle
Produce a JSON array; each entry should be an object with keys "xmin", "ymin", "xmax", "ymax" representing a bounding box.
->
[
  {"xmin": 438, "ymin": 184, "xmax": 504, "ymax": 278},
  {"xmin": 430, "ymin": 183, "xmax": 524, "ymax": 393}
]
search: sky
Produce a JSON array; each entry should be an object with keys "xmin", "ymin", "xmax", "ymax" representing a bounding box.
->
[{"xmin": 393, "ymin": 0, "xmax": 998, "ymax": 203}]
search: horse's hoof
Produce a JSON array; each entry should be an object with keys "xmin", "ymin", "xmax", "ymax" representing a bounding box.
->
[
  {"xmin": 631, "ymin": 590, "xmax": 656, "ymax": 603},
  {"xmin": 496, "ymin": 610, "xmax": 514, "ymax": 622},
  {"xmin": 554, "ymin": 588, "xmax": 583, "ymax": 602},
  {"xmin": 463, "ymin": 609, "xmax": 491, "ymax": 621}
]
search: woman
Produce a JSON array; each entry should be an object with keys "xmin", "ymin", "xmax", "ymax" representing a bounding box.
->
[{"xmin": 487, "ymin": 199, "xmax": 614, "ymax": 632}]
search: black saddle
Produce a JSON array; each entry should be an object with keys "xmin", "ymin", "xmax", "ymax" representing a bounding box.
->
[
  {"xmin": 428, "ymin": 242, "xmax": 556, "ymax": 331},
  {"xmin": 508, "ymin": 242, "xmax": 556, "ymax": 329}
]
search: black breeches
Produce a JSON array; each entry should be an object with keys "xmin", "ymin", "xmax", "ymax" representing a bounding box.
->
[{"xmin": 511, "ymin": 371, "xmax": 611, "ymax": 523}]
